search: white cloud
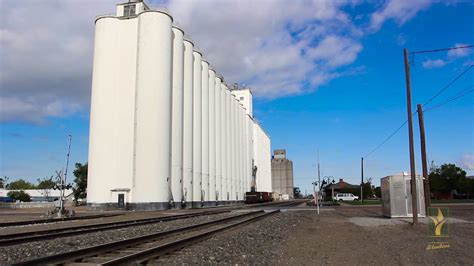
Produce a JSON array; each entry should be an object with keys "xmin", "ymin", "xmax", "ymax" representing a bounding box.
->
[
  {"xmin": 0, "ymin": 0, "xmax": 432, "ymax": 123},
  {"xmin": 0, "ymin": 0, "xmax": 117, "ymax": 123},
  {"xmin": 460, "ymin": 154, "xmax": 474, "ymax": 171},
  {"xmin": 447, "ymin": 43, "xmax": 471, "ymax": 58},
  {"xmin": 370, "ymin": 0, "xmax": 433, "ymax": 31},
  {"xmin": 422, "ymin": 59, "xmax": 447, "ymax": 69},
  {"xmin": 0, "ymin": 96, "xmax": 80, "ymax": 124},
  {"xmin": 165, "ymin": 0, "xmax": 364, "ymax": 99}
]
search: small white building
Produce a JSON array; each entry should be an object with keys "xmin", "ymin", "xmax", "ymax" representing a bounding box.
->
[{"xmin": 0, "ymin": 189, "xmax": 74, "ymax": 202}]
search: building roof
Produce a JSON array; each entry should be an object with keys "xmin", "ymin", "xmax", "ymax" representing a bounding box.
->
[{"xmin": 325, "ymin": 179, "xmax": 358, "ymax": 190}]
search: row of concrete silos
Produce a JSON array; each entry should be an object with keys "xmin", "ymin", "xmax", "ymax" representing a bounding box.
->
[
  {"xmin": 87, "ymin": 2, "xmax": 257, "ymax": 210},
  {"xmin": 172, "ymin": 22, "xmax": 255, "ymax": 207}
]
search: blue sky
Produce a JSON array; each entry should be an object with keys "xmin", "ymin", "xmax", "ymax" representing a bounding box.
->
[{"xmin": 1, "ymin": 0, "xmax": 473, "ymax": 194}]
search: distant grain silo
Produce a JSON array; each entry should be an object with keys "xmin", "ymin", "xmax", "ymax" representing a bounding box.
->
[{"xmin": 271, "ymin": 149, "xmax": 294, "ymax": 199}]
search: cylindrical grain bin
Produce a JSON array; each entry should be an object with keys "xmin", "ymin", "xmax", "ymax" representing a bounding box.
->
[
  {"xmin": 182, "ymin": 37, "xmax": 194, "ymax": 208},
  {"xmin": 246, "ymin": 114, "xmax": 252, "ymax": 192},
  {"xmin": 215, "ymin": 75, "xmax": 223, "ymax": 204},
  {"xmin": 192, "ymin": 49, "xmax": 203, "ymax": 208},
  {"xmin": 208, "ymin": 68, "xmax": 216, "ymax": 206},
  {"xmin": 170, "ymin": 24, "xmax": 184, "ymax": 209},
  {"xmin": 201, "ymin": 59, "xmax": 210, "ymax": 206},
  {"xmin": 225, "ymin": 89, "xmax": 232, "ymax": 202},
  {"xmin": 238, "ymin": 105, "xmax": 244, "ymax": 200},
  {"xmin": 220, "ymin": 80, "xmax": 229, "ymax": 204},
  {"xmin": 88, "ymin": 16, "xmax": 137, "ymax": 208},
  {"xmin": 133, "ymin": 10, "xmax": 173, "ymax": 209},
  {"xmin": 231, "ymin": 95, "xmax": 237, "ymax": 201}
]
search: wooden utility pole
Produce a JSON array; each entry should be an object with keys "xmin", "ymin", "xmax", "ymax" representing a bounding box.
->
[
  {"xmin": 417, "ymin": 104, "xmax": 431, "ymax": 211},
  {"xmin": 361, "ymin": 157, "xmax": 364, "ymax": 203},
  {"xmin": 404, "ymin": 48, "xmax": 418, "ymax": 225}
]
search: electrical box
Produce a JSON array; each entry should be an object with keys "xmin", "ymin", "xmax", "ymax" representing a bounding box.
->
[{"xmin": 381, "ymin": 173, "xmax": 426, "ymax": 218}]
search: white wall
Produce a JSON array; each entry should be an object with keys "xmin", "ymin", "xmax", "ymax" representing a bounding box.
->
[{"xmin": 253, "ymin": 122, "xmax": 272, "ymax": 192}]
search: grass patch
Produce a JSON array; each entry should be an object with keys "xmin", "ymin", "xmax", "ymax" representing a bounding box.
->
[
  {"xmin": 343, "ymin": 199, "xmax": 382, "ymax": 205},
  {"xmin": 431, "ymin": 199, "xmax": 474, "ymax": 204}
]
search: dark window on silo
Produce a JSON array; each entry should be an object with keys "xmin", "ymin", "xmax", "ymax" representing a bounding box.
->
[{"xmin": 124, "ymin": 4, "xmax": 136, "ymax": 17}]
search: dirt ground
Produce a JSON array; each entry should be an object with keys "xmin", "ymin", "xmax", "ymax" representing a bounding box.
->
[{"xmin": 278, "ymin": 204, "xmax": 474, "ymax": 265}]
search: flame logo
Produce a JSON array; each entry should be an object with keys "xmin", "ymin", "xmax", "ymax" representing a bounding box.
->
[{"xmin": 429, "ymin": 208, "xmax": 446, "ymax": 236}]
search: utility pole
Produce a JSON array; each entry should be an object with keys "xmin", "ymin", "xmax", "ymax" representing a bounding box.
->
[
  {"xmin": 361, "ymin": 157, "xmax": 364, "ymax": 203},
  {"xmin": 317, "ymin": 149, "xmax": 321, "ymax": 207},
  {"xmin": 417, "ymin": 104, "xmax": 431, "ymax": 211},
  {"xmin": 404, "ymin": 48, "xmax": 418, "ymax": 225}
]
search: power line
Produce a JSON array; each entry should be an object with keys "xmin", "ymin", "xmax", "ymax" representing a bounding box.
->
[
  {"xmin": 411, "ymin": 44, "xmax": 474, "ymax": 55},
  {"xmin": 422, "ymin": 65, "xmax": 473, "ymax": 107},
  {"xmin": 363, "ymin": 119, "xmax": 408, "ymax": 158},
  {"xmin": 363, "ymin": 66, "xmax": 472, "ymax": 159},
  {"xmin": 424, "ymin": 87, "xmax": 474, "ymax": 112}
]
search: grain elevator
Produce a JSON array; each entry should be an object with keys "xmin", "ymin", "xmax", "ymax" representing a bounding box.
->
[{"xmin": 87, "ymin": 0, "xmax": 272, "ymax": 210}]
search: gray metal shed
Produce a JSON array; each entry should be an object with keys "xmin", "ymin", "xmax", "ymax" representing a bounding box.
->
[{"xmin": 381, "ymin": 173, "xmax": 426, "ymax": 218}]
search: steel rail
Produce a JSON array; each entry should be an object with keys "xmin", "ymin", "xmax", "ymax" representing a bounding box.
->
[
  {"xmin": 13, "ymin": 210, "xmax": 272, "ymax": 265},
  {"xmin": 0, "ymin": 210, "xmax": 230, "ymax": 246},
  {"xmin": 0, "ymin": 213, "xmax": 120, "ymax": 227},
  {"xmin": 104, "ymin": 210, "xmax": 279, "ymax": 265}
]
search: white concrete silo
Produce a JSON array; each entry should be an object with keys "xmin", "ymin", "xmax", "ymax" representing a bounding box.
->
[
  {"xmin": 88, "ymin": 16, "xmax": 137, "ymax": 208},
  {"xmin": 219, "ymin": 82, "xmax": 227, "ymax": 204},
  {"xmin": 231, "ymin": 96, "xmax": 238, "ymax": 201},
  {"xmin": 182, "ymin": 37, "xmax": 194, "ymax": 208},
  {"xmin": 215, "ymin": 75, "xmax": 223, "ymax": 204},
  {"xmin": 192, "ymin": 50, "xmax": 203, "ymax": 208},
  {"xmin": 239, "ymin": 105, "xmax": 245, "ymax": 200},
  {"xmin": 201, "ymin": 59, "xmax": 210, "ymax": 206},
  {"xmin": 226, "ymin": 90, "xmax": 233, "ymax": 202},
  {"xmin": 208, "ymin": 68, "xmax": 216, "ymax": 206},
  {"xmin": 170, "ymin": 25, "xmax": 184, "ymax": 208},
  {"xmin": 229, "ymin": 94, "xmax": 234, "ymax": 201},
  {"xmin": 236, "ymin": 100, "xmax": 241, "ymax": 201},
  {"xmin": 223, "ymin": 85, "xmax": 230, "ymax": 203},
  {"xmin": 133, "ymin": 10, "xmax": 173, "ymax": 209},
  {"xmin": 242, "ymin": 107, "xmax": 248, "ymax": 195},
  {"xmin": 246, "ymin": 115, "xmax": 253, "ymax": 192}
]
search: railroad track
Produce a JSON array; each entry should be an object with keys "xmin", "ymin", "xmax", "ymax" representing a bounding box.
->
[
  {"xmin": 267, "ymin": 200, "xmax": 304, "ymax": 208},
  {"xmin": 14, "ymin": 210, "xmax": 278, "ymax": 266},
  {"xmin": 0, "ymin": 210, "xmax": 230, "ymax": 246},
  {"xmin": 0, "ymin": 213, "xmax": 120, "ymax": 227}
]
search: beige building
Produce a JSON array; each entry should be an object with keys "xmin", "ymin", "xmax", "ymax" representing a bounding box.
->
[{"xmin": 271, "ymin": 149, "xmax": 294, "ymax": 199}]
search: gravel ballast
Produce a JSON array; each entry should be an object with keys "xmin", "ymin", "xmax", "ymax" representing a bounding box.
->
[
  {"xmin": 155, "ymin": 211, "xmax": 301, "ymax": 265},
  {"xmin": 0, "ymin": 212, "xmax": 240, "ymax": 264}
]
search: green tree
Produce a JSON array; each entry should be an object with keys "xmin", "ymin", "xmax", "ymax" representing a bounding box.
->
[
  {"xmin": 293, "ymin": 187, "xmax": 301, "ymax": 198},
  {"xmin": 7, "ymin": 179, "xmax": 36, "ymax": 190},
  {"xmin": 37, "ymin": 176, "xmax": 57, "ymax": 201},
  {"xmin": 37, "ymin": 176, "xmax": 56, "ymax": 189},
  {"xmin": 429, "ymin": 163, "xmax": 466, "ymax": 193},
  {"xmin": 362, "ymin": 180, "xmax": 374, "ymax": 199},
  {"xmin": 374, "ymin": 186, "xmax": 382, "ymax": 198},
  {"xmin": 0, "ymin": 176, "xmax": 8, "ymax": 189},
  {"xmin": 7, "ymin": 190, "xmax": 31, "ymax": 202},
  {"xmin": 73, "ymin": 163, "xmax": 88, "ymax": 204}
]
